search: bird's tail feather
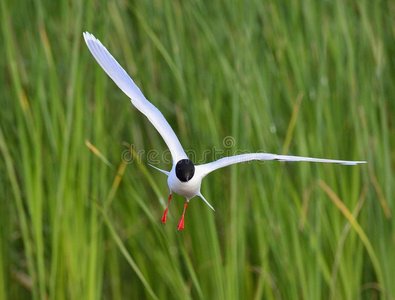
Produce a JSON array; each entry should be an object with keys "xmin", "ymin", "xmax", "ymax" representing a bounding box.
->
[
  {"xmin": 198, "ymin": 193, "xmax": 215, "ymax": 211},
  {"xmin": 148, "ymin": 164, "xmax": 170, "ymax": 176}
]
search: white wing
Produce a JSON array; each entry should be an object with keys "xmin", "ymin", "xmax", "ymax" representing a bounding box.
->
[
  {"xmin": 197, "ymin": 153, "xmax": 366, "ymax": 176},
  {"xmin": 83, "ymin": 32, "xmax": 187, "ymax": 163}
]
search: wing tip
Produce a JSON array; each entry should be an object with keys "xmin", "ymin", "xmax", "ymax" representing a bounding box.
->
[
  {"xmin": 341, "ymin": 161, "xmax": 367, "ymax": 166},
  {"xmin": 83, "ymin": 31, "xmax": 97, "ymax": 44}
]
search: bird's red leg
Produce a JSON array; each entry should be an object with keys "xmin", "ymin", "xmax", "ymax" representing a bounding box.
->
[
  {"xmin": 161, "ymin": 194, "xmax": 172, "ymax": 224},
  {"xmin": 177, "ymin": 201, "xmax": 189, "ymax": 231}
]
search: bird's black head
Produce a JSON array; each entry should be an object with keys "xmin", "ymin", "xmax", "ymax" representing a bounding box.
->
[{"xmin": 175, "ymin": 159, "xmax": 195, "ymax": 182}]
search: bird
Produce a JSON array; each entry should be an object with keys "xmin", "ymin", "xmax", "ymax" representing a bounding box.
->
[{"xmin": 83, "ymin": 32, "xmax": 366, "ymax": 231}]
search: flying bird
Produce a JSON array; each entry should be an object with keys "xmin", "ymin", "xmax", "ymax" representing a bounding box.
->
[{"xmin": 83, "ymin": 32, "xmax": 366, "ymax": 231}]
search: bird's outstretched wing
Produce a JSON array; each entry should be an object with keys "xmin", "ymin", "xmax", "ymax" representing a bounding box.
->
[
  {"xmin": 83, "ymin": 32, "xmax": 187, "ymax": 164},
  {"xmin": 197, "ymin": 153, "xmax": 366, "ymax": 176}
]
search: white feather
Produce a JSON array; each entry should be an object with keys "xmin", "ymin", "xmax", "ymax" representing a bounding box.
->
[
  {"xmin": 148, "ymin": 164, "xmax": 170, "ymax": 176},
  {"xmin": 197, "ymin": 153, "xmax": 366, "ymax": 177},
  {"xmin": 198, "ymin": 193, "xmax": 215, "ymax": 211},
  {"xmin": 83, "ymin": 32, "xmax": 187, "ymax": 164}
]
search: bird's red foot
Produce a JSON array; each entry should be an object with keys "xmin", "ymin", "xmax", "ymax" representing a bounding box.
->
[
  {"xmin": 177, "ymin": 215, "xmax": 185, "ymax": 231},
  {"xmin": 161, "ymin": 194, "xmax": 172, "ymax": 225},
  {"xmin": 177, "ymin": 202, "xmax": 188, "ymax": 231},
  {"xmin": 161, "ymin": 207, "xmax": 168, "ymax": 224}
]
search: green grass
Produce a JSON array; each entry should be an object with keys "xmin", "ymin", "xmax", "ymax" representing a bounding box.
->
[{"xmin": 1, "ymin": 0, "xmax": 394, "ymax": 299}]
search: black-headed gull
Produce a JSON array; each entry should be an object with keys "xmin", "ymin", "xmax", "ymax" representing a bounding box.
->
[{"xmin": 83, "ymin": 32, "xmax": 366, "ymax": 231}]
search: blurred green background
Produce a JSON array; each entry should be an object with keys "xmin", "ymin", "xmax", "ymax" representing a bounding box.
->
[{"xmin": 0, "ymin": 0, "xmax": 394, "ymax": 299}]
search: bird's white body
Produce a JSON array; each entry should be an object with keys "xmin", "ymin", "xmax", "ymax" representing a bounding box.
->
[
  {"xmin": 83, "ymin": 32, "xmax": 366, "ymax": 230},
  {"xmin": 167, "ymin": 167, "xmax": 202, "ymax": 200}
]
